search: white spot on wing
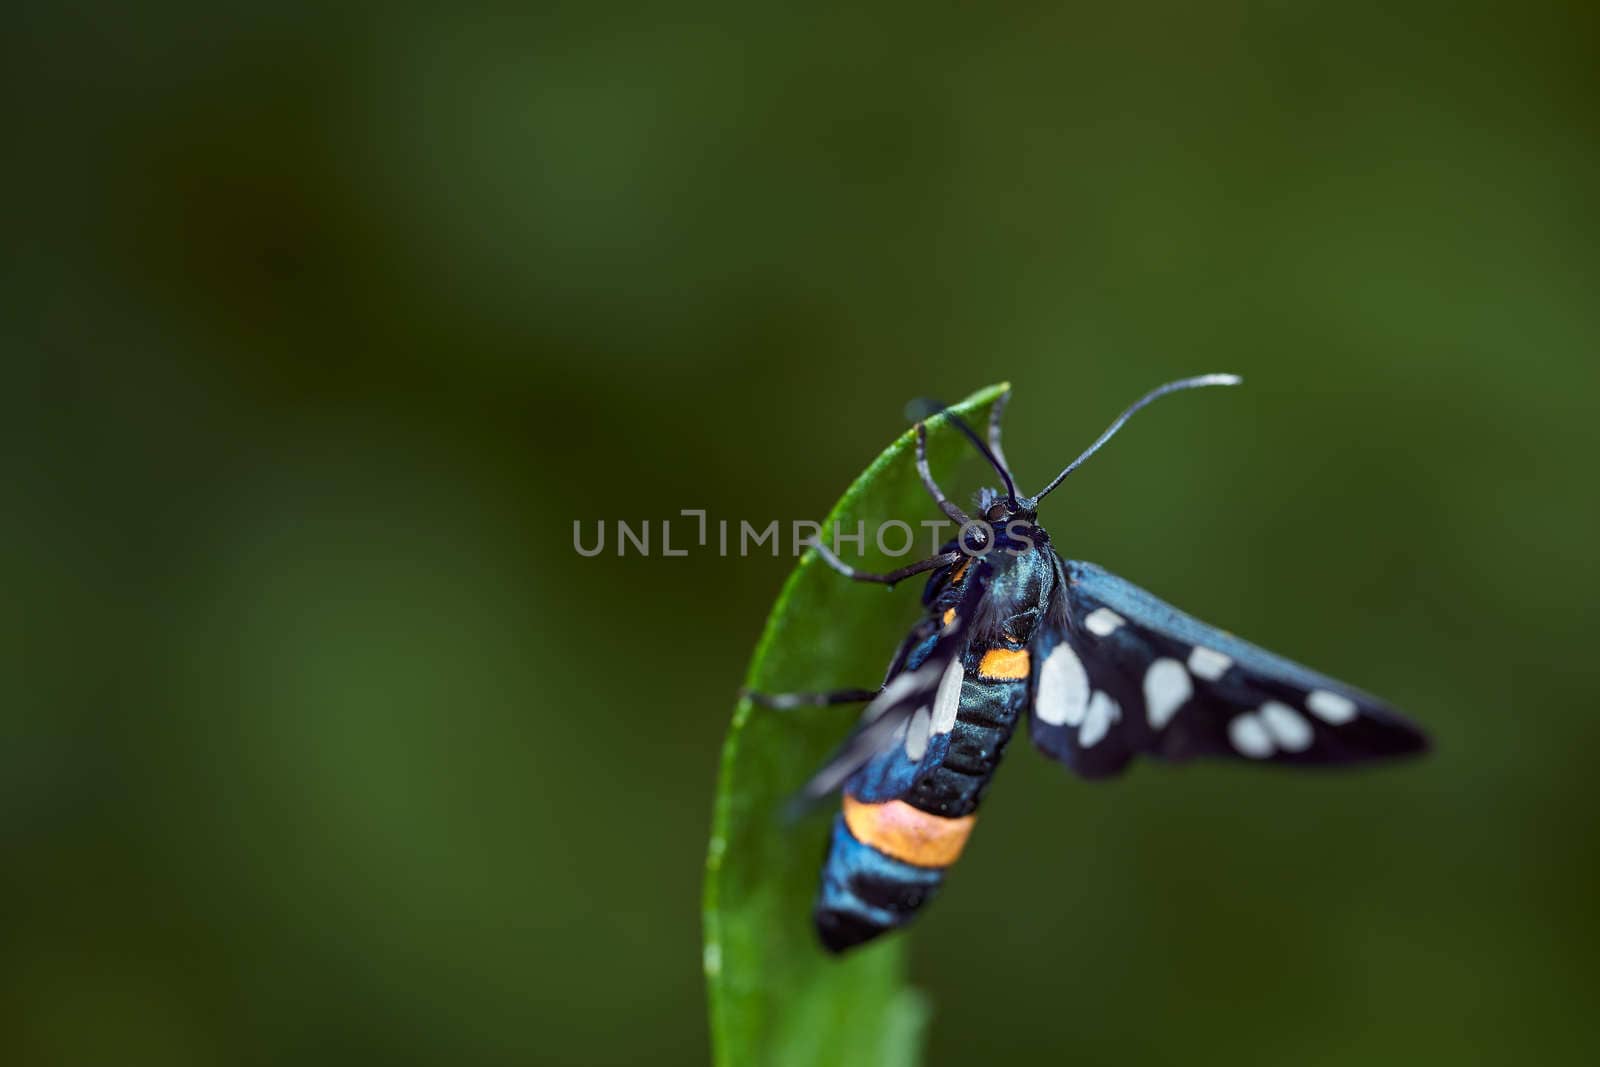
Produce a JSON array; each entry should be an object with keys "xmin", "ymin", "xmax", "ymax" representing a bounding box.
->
[
  {"xmin": 1036, "ymin": 642, "xmax": 1090, "ymax": 726},
  {"xmin": 1187, "ymin": 647, "xmax": 1233, "ymax": 681},
  {"xmin": 861, "ymin": 668, "xmax": 923, "ymax": 722},
  {"xmin": 1307, "ymin": 689, "xmax": 1358, "ymax": 725},
  {"xmin": 1084, "ymin": 608, "xmax": 1125, "ymax": 636},
  {"xmin": 1079, "ymin": 691, "xmax": 1119, "ymax": 747},
  {"xmin": 1228, "ymin": 713, "xmax": 1273, "ymax": 758},
  {"xmin": 904, "ymin": 705, "xmax": 932, "ymax": 761},
  {"xmin": 931, "ymin": 656, "xmax": 965, "ymax": 735},
  {"xmin": 1260, "ymin": 701, "xmax": 1313, "ymax": 751},
  {"xmin": 1143, "ymin": 658, "xmax": 1192, "ymax": 730}
]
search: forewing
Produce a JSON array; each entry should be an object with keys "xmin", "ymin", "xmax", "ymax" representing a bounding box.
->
[
  {"xmin": 794, "ymin": 561, "xmax": 990, "ymax": 804},
  {"xmin": 1028, "ymin": 558, "xmax": 1427, "ymax": 778}
]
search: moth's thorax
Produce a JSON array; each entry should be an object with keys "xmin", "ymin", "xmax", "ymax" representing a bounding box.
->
[
  {"xmin": 985, "ymin": 517, "xmax": 1043, "ymax": 554},
  {"xmin": 973, "ymin": 537, "xmax": 1056, "ymax": 644},
  {"xmin": 921, "ymin": 526, "xmax": 1056, "ymax": 643}
]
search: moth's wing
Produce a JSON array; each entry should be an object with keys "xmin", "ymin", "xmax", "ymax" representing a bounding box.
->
[
  {"xmin": 793, "ymin": 561, "xmax": 990, "ymax": 805},
  {"xmin": 1028, "ymin": 558, "xmax": 1428, "ymax": 778}
]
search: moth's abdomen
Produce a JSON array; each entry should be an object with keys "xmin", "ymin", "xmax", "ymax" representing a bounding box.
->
[
  {"xmin": 814, "ymin": 652, "xmax": 1030, "ymax": 952},
  {"xmin": 903, "ymin": 656, "xmax": 1030, "ymax": 818},
  {"xmin": 813, "ymin": 802, "xmax": 971, "ymax": 953}
]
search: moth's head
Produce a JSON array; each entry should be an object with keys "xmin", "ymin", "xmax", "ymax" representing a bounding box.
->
[{"xmin": 976, "ymin": 486, "xmax": 1037, "ymax": 526}]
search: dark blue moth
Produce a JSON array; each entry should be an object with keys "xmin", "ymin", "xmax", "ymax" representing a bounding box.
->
[{"xmin": 749, "ymin": 375, "xmax": 1429, "ymax": 953}]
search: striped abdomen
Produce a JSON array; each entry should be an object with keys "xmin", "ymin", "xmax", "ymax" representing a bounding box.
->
[{"xmin": 814, "ymin": 643, "xmax": 1030, "ymax": 952}]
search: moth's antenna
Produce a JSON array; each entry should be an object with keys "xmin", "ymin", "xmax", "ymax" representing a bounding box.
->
[
  {"xmin": 1031, "ymin": 373, "xmax": 1242, "ymax": 503},
  {"xmin": 906, "ymin": 398, "xmax": 1019, "ymax": 507}
]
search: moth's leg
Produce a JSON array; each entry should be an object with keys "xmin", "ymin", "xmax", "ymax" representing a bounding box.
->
[
  {"xmin": 742, "ymin": 686, "xmax": 879, "ymax": 710},
  {"xmin": 987, "ymin": 389, "xmax": 1012, "ymax": 473},
  {"xmin": 809, "ymin": 542, "xmax": 962, "ymax": 587},
  {"xmin": 915, "ymin": 423, "xmax": 971, "ymax": 525}
]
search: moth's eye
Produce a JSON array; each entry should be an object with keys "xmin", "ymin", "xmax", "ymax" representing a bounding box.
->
[{"xmin": 985, "ymin": 503, "xmax": 1008, "ymax": 522}]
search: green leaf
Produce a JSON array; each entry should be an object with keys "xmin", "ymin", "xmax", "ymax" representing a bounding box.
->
[{"xmin": 703, "ymin": 383, "xmax": 1011, "ymax": 1067}]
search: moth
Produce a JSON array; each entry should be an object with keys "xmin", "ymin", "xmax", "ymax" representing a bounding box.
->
[{"xmin": 749, "ymin": 375, "xmax": 1429, "ymax": 953}]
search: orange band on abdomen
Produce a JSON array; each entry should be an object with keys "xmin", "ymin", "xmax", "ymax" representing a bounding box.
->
[{"xmin": 842, "ymin": 795, "xmax": 977, "ymax": 868}]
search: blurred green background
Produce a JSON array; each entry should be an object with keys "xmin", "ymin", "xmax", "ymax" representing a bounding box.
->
[{"xmin": 8, "ymin": 2, "xmax": 1598, "ymax": 1064}]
